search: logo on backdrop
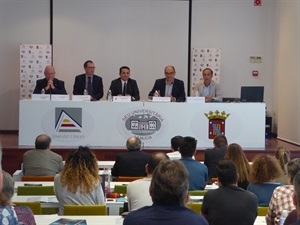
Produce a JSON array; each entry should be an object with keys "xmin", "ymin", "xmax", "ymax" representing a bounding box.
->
[
  {"xmin": 42, "ymin": 107, "xmax": 94, "ymax": 142},
  {"xmin": 118, "ymin": 108, "xmax": 167, "ymax": 141},
  {"xmin": 204, "ymin": 110, "xmax": 230, "ymax": 139}
]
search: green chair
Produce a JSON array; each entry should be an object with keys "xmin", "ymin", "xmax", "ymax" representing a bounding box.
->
[
  {"xmin": 17, "ymin": 186, "xmax": 55, "ymax": 196},
  {"xmin": 114, "ymin": 185, "xmax": 127, "ymax": 194},
  {"xmin": 189, "ymin": 190, "xmax": 208, "ymax": 196},
  {"xmin": 13, "ymin": 201, "xmax": 42, "ymax": 215},
  {"xmin": 187, "ymin": 202, "xmax": 202, "ymax": 214},
  {"xmin": 258, "ymin": 206, "xmax": 268, "ymax": 216},
  {"xmin": 64, "ymin": 205, "xmax": 107, "ymax": 215}
]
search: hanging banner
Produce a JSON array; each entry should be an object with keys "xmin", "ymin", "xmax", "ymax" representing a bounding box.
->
[
  {"xmin": 191, "ymin": 48, "xmax": 221, "ymax": 94},
  {"xmin": 20, "ymin": 44, "xmax": 52, "ymax": 99}
]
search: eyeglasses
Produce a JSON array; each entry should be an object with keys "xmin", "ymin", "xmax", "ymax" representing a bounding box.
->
[{"xmin": 86, "ymin": 67, "xmax": 96, "ymax": 69}]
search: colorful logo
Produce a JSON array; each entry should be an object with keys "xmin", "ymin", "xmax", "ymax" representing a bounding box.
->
[
  {"xmin": 55, "ymin": 109, "xmax": 82, "ymax": 132},
  {"xmin": 205, "ymin": 110, "xmax": 230, "ymax": 139}
]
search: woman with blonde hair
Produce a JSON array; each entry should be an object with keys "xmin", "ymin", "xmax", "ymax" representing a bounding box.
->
[
  {"xmin": 224, "ymin": 143, "xmax": 250, "ymax": 189},
  {"xmin": 247, "ymin": 154, "xmax": 283, "ymax": 206},
  {"xmin": 274, "ymin": 146, "xmax": 290, "ymax": 184},
  {"xmin": 54, "ymin": 146, "xmax": 105, "ymax": 215}
]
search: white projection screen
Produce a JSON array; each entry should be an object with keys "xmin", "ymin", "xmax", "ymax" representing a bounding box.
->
[{"xmin": 52, "ymin": 0, "xmax": 189, "ymax": 100}]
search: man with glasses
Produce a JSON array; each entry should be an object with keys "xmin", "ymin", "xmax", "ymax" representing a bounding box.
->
[
  {"xmin": 73, "ymin": 60, "xmax": 104, "ymax": 101},
  {"xmin": 33, "ymin": 65, "xmax": 67, "ymax": 95},
  {"xmin": 148, "ymin": 65, "xmax": 186, "ymax": 102}
]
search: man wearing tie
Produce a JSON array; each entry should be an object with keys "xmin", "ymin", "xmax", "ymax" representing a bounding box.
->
[
  {"xmin": 73, "ymin": 60, "xmax": 104, "ymax": 101},
  {"xmin": 109, "ymin": 66, "xmax": 140, "ymax": 101},
  {"xmin": 33, "ymin": 65, "xmax": 67, "ymax": 95}
]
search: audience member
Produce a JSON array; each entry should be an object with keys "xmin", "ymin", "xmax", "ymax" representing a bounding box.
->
[
  {"xmin": 204, "ymin": 134, "xmax": 228, "ymax": 180},
  {"xmin": 166, "ymin": 135, "xmax": 183, "ymax": 160},
  {"xmin": 23, "ymin": 134, "xmax": 63, "ymax": 176},
  {"xmin": 193, "ymin": 68, "xmax": 222, "ymax": 102},
  {"xmin": 224, "ymin": 143, "xmax": 251, "ymax": 189},
  {"xmin": 73, "ymin": 60, "xmax": 104, "ymax": 100},
  {"xmin": 123, "ymin": 160, "xmax": 208, "ymax": 225},
  {"xmin": 266, "ymin": 158, "xmax": 300, "ymax": 225},
  {"xmin": 33, "ymin": 65, "xmax": 67, "ymax": 95},
  {"xmin": 275, "ymin": 146, "xmax": 291, "ymax": 185},
  {"xmin": 127, "ymin": 152, "xmax": 169, "ymax": 211},
  {"xmin": 54, "ymin": 146, "xmax": 105, "ymax": 215},
  {"xmin": 111, "ymin": 137, "xmax": 151, "ymax": 178},
  {"xmin": 201, "ymin": 159, "xmax": 257, "ymax": 225},
  {"xmin": 247, "ymin": 154, "xmax": 283, "ymax": 206},
  {"xmin": 179, "ymin": 136, "xmax": 208, "ymax": 190},
  {"xmin": 0, "ymin": 171, "xmax": 36, "ymax": 225},
  {"xmin": 148, "ymin": 65, "xmax": 186, "ymax": 102},
  {"xmin": 109, "ymin": 66, "xmax": 140, "ymax": 101}
]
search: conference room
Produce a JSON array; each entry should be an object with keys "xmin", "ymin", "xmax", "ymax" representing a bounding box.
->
[{"xmin": 1, "ymin": 0, "xmax": 300, "ymax": 225}]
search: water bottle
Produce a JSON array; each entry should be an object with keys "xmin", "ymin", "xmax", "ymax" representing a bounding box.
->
[
  {"xmin": 154, "ymin": 90, "xmax": 159, "ymax": 97},
  {"xmin": 107, "ymin": 90, "xmax": 113, "ymax": 101},
  {"xmin": 41, "ymin": 88, "xmax": 45, "ymax": 94},
  {"xmin": 83, "ymin": 89, "xmax": 88, "ymax": 95},
  {"xmin": 279, "ymin": 209, "xmax": 288, "ymax": 225},
  {"xmin": 195, "ymin": 90, "xmax": 200, "ymax": 97},
  {"xmin": 102, "ymin": 168, "xmax": 111, "ymax": 198}
]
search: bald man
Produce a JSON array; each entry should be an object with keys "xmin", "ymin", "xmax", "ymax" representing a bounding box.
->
[
  {"xmin": 111, "ymin": 137, "xmax": 151, "ymax": 177},
  {"xmin": 33, "ymin": 65, "xmax": 67, "ymax": 94},
  {"xmin": 148, "ymin": 65, "xmax": 186, "ymax": 102}
]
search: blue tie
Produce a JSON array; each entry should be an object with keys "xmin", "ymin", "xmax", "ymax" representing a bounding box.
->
[
  {"xmin": 87, "ymin": 77, "xmax": 93, "ymax": 95},
  {"xmin": 122, "ymin": 82, "xmax": 127, "ymax": 96}
]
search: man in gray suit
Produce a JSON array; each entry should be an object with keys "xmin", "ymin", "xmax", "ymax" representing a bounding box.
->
[
  {"xmin": 23, "ymin": 134, "xmax": 63, "ymax": 176},
  {"xmin": 193, "ymin": 68, "xmax": 222, "ymax": 102}
]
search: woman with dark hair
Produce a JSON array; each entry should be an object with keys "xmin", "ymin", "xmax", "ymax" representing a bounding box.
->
[{"xmin": 54, "ymin": 146, "xmax": 105, "ymax": 215}]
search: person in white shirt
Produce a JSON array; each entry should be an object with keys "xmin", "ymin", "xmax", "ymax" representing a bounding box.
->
[
  {"xmin": 127, "ymin": 152, "xmax": 169, "ymax": 211},
  {"xmin": 167, "ymin": 136, "xmax": 183, "ymax": 160}
]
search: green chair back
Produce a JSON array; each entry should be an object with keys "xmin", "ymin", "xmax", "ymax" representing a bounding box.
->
[
  {"xmin": 258, "ymin": 206, "xmax": 268, "ymax": 216},
  {"xmin": 13, "ymin": 201, "xmax": 42, "ymax": 215},
  {"xmin": 17, "ymin": 186, "xmax": 55, "ymax": 195},
  {"xmin": 114, "ymin": 185, "xmax": 127, "ymax": 194},
  {"xmin": 64, "ymin": 205, "xmax": 107, "ymax": 215},
  {"xmin": 187, "ymin": 202, "xmax": 202, "ymax": 214},
  {"xmin": 189, "ymin": 190, "xmax": 207, "ymax": 196}
]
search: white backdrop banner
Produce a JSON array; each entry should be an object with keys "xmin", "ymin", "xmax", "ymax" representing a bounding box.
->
[{"xmin": 20, "ymin": 44, "xmax": 52, "ymax": 99}]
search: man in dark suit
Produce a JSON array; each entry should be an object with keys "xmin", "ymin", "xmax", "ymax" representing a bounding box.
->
[
  {"xmin": 33, "ymin": 65, "xmax": 67, "ymax": 94},
  {"xmin": 204, "ymin": 134, "xmax": 228, "ymax": 180},
  {"xmin": 73, "ymin": 60, "xmax": 104, "ymax": 101},
  {"xmin": 111, "ymin": 137, "xmax": 151, "ymax": 178},
  {"xmin": 109, "ymin": 66, "xmax": 140, "ymax": 101},
  {"xmin": 148, "ymin": 65, "xmax": 186, "ymax": 102}
]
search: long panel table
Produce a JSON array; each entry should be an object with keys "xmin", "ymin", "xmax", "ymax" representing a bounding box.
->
[{"xmin": 19, "ymin": 100, "xmax": 266, "ymax": 148}]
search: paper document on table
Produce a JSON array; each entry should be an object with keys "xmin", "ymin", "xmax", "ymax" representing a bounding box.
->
[{"xmin": 27, "ymin": 196, "xmax": 58, "ymax": 203}]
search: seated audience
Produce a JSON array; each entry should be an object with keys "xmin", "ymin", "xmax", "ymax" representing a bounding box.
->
[
  {"xmin": 109, "ymin": 66, "xmax": 140, "ymax": 101},
  {"xmin": 0, "ymin": 171, "xmax": 36, "ymax": 225},
  {"xmin": 247, "ymin": 154, "xmax": 283, "ymax": 206},
  {"xmin": 201, "ymin": 159, "xmax": 257, "ymax": 225},
  {"xmin": 123, "ymin": 160, "xmax": 208, "ymax": 225},
  {"xmin": 204, "ymin": 134, "xmax": 228, "ymax": 180},
  {"xmin": 111, "ymin": 137, "xmax": 151, "ymax": 178},
  {"xmin": 193, "ymin": 68, "xmax": 222, "ymax": 102},
  {"xmin": 127, "ymin": 152, "xmax": 169, "ymax": 211},
  {"xmin": 275, "ymin": 146, "xmax": 291, "ymax": 185},
  {"xmin": 23, "ymin": 134, "xmax": 64, "ymax": 176},
  {"xmin": 179, "ymin": 136, "xmax": 208, "ymax": 190},
  {"xmin": 167, "ymin": 135, "xmax": 183, "ymax": 160},
  {"xmin": 224, "ymin": 143, "xmax": 250, "ymax": 189},
  {"xmin": 33, "ymin": 65, "xmax": 67, "ymax": 95},
  {"xmin": 148, "ymin": 65, "xmax": 186, "ymax": 102},
  {"xmin": 54, "ymin": 146, "xmax": 105, "ymax": 215},
  {"xmin": 266, "ymin": 158, "xmax": 300, "ymax": 225}
]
